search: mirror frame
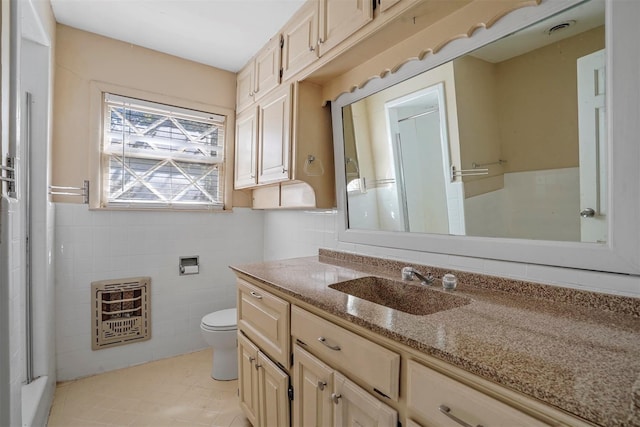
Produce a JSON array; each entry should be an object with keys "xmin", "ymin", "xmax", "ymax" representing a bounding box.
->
[{"xmin": 331, "ymin": 0, "xmax": 640, "ymax": 274}]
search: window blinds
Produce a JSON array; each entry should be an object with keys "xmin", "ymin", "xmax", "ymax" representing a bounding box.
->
[{"xmin": 102, "ymin": 93, "xmax": 226, "ymax": 209}]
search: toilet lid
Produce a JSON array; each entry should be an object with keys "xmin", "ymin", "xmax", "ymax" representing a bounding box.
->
[{"xmin": 202, "ymin": 308, "xmax": 237, "ymax": 329}]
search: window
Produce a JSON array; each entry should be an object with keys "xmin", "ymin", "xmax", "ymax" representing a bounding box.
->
[{"xmin": 101, "ymin": 93, "xmax": 226, "ymax": 209}]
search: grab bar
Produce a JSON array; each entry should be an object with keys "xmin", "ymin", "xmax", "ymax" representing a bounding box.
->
[
  {"xmin": 472, "ymin": 159, "xmax": 506, "ymax": 169},
  {"xmin": 451, "ymin": 165, "xmax": 488, "ymax": 181},
  {"xmin": 49, "ymin": 180, "xmax": 89, "ymax": 204}
]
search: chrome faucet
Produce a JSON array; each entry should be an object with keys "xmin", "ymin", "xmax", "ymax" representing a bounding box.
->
[{"xmin": 401, "ymin": 266, "xmax": 434, "ymax": 285}]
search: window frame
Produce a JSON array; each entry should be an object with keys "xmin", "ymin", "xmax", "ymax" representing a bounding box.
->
[{"xmin": 89, "ymin": 82, "xmax": 235, "ymax": 211}]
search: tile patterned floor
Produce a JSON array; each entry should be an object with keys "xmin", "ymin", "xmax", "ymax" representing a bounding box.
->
[{"xmin": 47, "ymin": 349, "xmax": 251, "ymax": 427}]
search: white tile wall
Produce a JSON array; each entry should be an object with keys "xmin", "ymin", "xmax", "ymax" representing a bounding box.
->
[
  {"xmin": 53, "ymin": 200, "xmax": 640, "ymax": 381},
  {"xmin": 0, "ymin": 197, "xmax": 24, "ymax": 425},
  {"xmin": 54, "ymin": 204, "xmax": 264, "ymax": 380},
  {"xmin": 466, "ymin": 168, "xmax": 580, "ymax": 241},
  {"xmin": 263, "ymin": 209, "xmax": 338, "ymax": 261},
  {"xmin": 262, "ymin": 209, "xmax": 640, "ymax": 297}
]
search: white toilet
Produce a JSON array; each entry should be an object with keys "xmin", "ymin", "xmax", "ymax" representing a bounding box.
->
[{"xmin": 200, "ymin": 308, "xmax": 238, "ymax": 380}]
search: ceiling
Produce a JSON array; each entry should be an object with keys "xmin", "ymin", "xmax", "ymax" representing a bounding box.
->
[
  {"xmin": 471, "ymin": 0, "xmax": 604, "ymax": 63},
  {"xmin": 49, "ymin": 0, "xmax": 306, "ymax": 72}
]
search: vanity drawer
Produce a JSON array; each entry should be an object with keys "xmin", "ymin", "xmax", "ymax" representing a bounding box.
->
[
  {"xmin": 237, "ymin": 279, "xmax": 290, "ymax": 368},
  {"xmin": 407, "ymin": 360, "xmax": 549, "ymax": 426},
  {"xmin": 291, "ymin": 306, "xmax": 400, "ymax": 401}
]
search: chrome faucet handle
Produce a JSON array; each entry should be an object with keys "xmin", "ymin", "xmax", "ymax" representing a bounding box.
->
[
  {"xmin": 401, "ymin": 266, "xmax": 434, "ymax": 285},
  {"xmin": 401, "ymin": 266, "xmax": 415, "ymax": 280}
]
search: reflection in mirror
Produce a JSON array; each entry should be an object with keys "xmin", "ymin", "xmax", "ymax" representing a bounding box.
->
[{"xmin": 342, "ymin": 0, "xmax": 605, "ymax": 243}]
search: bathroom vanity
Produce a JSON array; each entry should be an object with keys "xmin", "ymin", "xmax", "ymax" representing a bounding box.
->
[{"xmin": 231, "ymin": 250, "xmax": 640, "ymax": 427}]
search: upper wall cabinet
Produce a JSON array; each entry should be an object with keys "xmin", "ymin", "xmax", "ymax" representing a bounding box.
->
[
  {"xmin": 258, "ymin": 84, "xmax": 292, "ymax": 185},
  {"xmin": 236, "ymin": 62, "xmax": 255, "ymax": 113},
  {"xmin": 237, "ymin": 35, "xmax": 282, "ymax": 113},
  {"xmin": 281, "ymin": 0, "xmax": 375, "ymax": 81},
  {"xmin": 234, "ymin": 106, "xmax": 258, "ymax": 189},
  {"xmin": 235, "ymin": 81, "xmax": 335, "ymax": 208},
  {"xmin": 281, "ymin": 1, "xmax": 319, "ymax": 81},
  {"xmin": 254, "ymin": 38, "xmax": 282, "ymax": 101},
  {"xmin": 318, "ymin": 0, "xmax": 373, "ymax": 56}
]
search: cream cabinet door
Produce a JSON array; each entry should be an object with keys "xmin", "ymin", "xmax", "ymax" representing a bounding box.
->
[
  {"xmin": 234, "ymin": 107, "xmax": 258, "ymax": 189},
  {"xmin": 318, "ymin": 0, "xmax": 373, "ymax": 56},
  {"xmin": 258, "ymin": 84, "xmax": 292, "ymax": 185},
  {"xmin": 238, "ymin": 333, "xmax": 260, "ymax": 427},
  {"xmin": 333, "ymin": 371, "xmax": 397, "ymax": 427},
  {"xmin": 291, "ymin": 306, "xmax": 400, "ymax": 401},
  {"xmin": 237, "ymin": 61, "xmax": 255, "ymax": 113},
  {"xmin": 282, "ymin": 1, "xmax": 319, "ymax": 81},
  {"xmin": 407, "ymin": 360, "xmax": 549, "ymax": 427},
  {"xmin": 237, "ymin": 279, "xmax": 290, "ymax": 367},
  {"xmin": 293, "ymin": 345, "xmax": 334, "ymax": 427},
  {"xmin": 254, "ymin": 36, "xmax": 282, "ymax": 102},
  {"xmin": 257, "ymin": 351, "xmax": 290, "ymax": 427}
]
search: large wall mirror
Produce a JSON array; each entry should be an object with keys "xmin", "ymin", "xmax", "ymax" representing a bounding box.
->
[{"xmin": 332, "ymin": 0, "xmax": 640, "ymax": 274}]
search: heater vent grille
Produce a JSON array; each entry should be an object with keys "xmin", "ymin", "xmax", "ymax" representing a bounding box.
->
[{"xmin": 91, "ymin": 277, "xmax": 151, "ymax": 350}]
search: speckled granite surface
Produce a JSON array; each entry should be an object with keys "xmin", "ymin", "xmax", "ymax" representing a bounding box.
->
[{"xmin": 230, "ymin": 250, "xmax": 640, "ymax": 427}]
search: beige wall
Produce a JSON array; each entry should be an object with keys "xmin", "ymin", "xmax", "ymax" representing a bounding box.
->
[
  {"xmin": 453, "ymin": 55, "xmax": 503, "ymax": 197},
  {"xmin": 497, "ymin": 26, "xmax": 605, "ymax": 173},
  {"xmin": 359, "ymin": 61, "xmax": 460, "ymax": 182},
  {"xmin": 453, "ymin": 26, "xmax": 604, "ymax": 197},
  {"xmin": 52, "ymin": 24, "xmax": 249, "ymax": 207}
]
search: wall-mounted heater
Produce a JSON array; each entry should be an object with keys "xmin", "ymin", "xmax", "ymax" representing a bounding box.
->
[{"xmin": 91, "ymin": 277, "xmax": 151, "ymax": 350}]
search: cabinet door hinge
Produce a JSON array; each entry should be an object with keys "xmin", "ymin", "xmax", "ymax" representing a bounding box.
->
[{"xmin": 288, "ymin": 385, "xmax": 294, "ymax": 401}]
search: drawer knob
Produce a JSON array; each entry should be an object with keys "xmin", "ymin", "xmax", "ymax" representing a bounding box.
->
[
  {"xmin": 439, "ymin": 405, "xmax": 483, "ymax": 427},
  {"xmin": 318, "ymin": 381, "xmax": 327, "ymax": 391},
  {"xmin": 318, "ymin": 337, "xmax": 341, "ymax": 351},
  {"xmin": 249, "ymin": 356, "xmax": 255, "ymax": 363},
  {"xmin": 250, "ymin": 291, "xmax": 263, "ymax": 299},
  {"xmin": 331, "ymin": 393, "xmax": 341, "ymax": 404}
]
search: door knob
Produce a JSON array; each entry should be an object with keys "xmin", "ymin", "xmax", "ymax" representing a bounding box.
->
[{"xmin": 580, "ymin": 208, "xmax": 596, "ymax": 218}]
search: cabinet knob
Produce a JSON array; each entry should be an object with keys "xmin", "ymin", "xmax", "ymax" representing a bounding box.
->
[
  {"xmin": 439, "ymin": 405, "xmax": 483, "ymax": 427},
  {"xmin": 255, "ymin": 363, "xmax": 262, "ymax": 371},
  {"xmin": 250, "ymin": 291, "xmax": 263, "ymax": 299},
  {"xmin": 282, "ymin": 167, "xmax": 288, "ymax": 174},
  {"xmin": 331, "ymin": 393, "xmax": 341, "ymax": 404},
  {"xmin": 318, "ymin": 38, "xmax": 324, "ymax": 45},
  {"xmin": 249, "ymin": 356, "xmax": 255, "ymax": 363},
  {"xmin": 580, "ymin": 208, "xmax": 595, "ymax": 218},
  {"xmin": 317, "ymin": 381, "xmax": 327, "ymax": 391},
  {"xmin": 249, "ymin": 91, "xmax": 254, "ymax": 97},
  {"xmin": 309, "ymin": 46, "xmax": 315, "ymax": 52}
]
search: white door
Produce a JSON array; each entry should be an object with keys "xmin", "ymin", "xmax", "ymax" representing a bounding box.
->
[{"xmin": 577, "ymin": 49, "xmax": 607, "ymax": 243}]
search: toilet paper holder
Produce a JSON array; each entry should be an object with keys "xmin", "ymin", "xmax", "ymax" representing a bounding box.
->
[{"xmin": 179, "ymin": 256, "xmax": 199, "ymax": 275}]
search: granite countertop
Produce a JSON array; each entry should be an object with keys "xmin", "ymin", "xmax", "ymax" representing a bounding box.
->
[{"xmin": 230, "ymin": 250, "xmax": 640, "ymax": 427}]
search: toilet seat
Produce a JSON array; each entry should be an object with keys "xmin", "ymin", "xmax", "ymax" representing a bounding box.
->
[{"xmin": 201, "ymin": 308, "xmax": 237, "ymax": 331}]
